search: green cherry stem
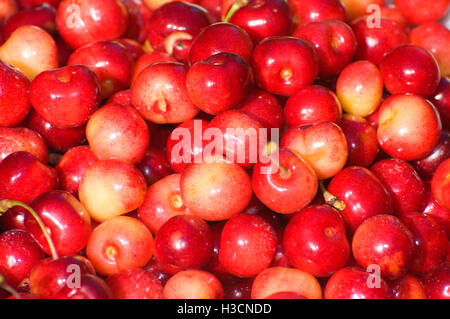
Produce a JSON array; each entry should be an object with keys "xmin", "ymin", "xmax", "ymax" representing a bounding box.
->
[
  {"xmin": 223, "ymin": 0, "xmax": 248, "ymax": 22},
  {"xmin": 0, "ymin": 273, "xmax": 21, "ymax": 299},
  {"xmin": 319, "ymin": 181, "xmax": 346, "ymax": 211},
  {"xmin": 0, "ymin": 199, "xmax": 59, "ymax": 260}
]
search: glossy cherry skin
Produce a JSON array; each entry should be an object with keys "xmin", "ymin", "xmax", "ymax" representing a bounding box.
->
[
  {"xmin": 237, "ymin": 89, "xmax": 284, "ymax": 132},
  {"xmin": 180, "ymin": 157, "xmax": 253, "ymax": 221},
  {"xmin": 187, "ymin": 53, "xmax": 252, "ymax": 115},
  {"xmin": 422, "ymin": 263, "xmax": 450, "ymax": 299},
  {"xmin": 25, "ymin": 190, "xmax": 91, "ymax": 256},
  {"xmin": 0, "ymin": 206, "xmax": 26, "ymax": 231},
  {"xmin": 4, "ymin": 3, "xmax": 56, "ymax": 37},
  {"xmin": 208, "ymin": 110, "xmax": 266, "ymax": 168},
  {"xmin": 352, "ymin": 214, "xmax": 414, "ymax": 280},
  {"xmin": 228, "ymin": 0, "xmax": 291, "ymax": 44},
  {"xmin": 336, "ymin": 60, "xmax": 383, "ymax": 117},
  {"xmin": 55, "ymin": 146, "xmax": 98, "ymax": 197},
  {"xmin": 371, "ymin": 159, "xmax": 426, "ymax": 216},
  {"xmin": 0, "ymin": 25, "xmax": 58, "ymax": 80},
  {"xmin": 106, "ymin": 268, "xmax": 162, "ymax": 299},
  {"xmin": 132, "ymin": 51, "xmax": 178, "ymax": 83},
  {"xmin": 219, "ymin": 213, "xmax": 277, "ymax": 277},
  {"xmin": 252, "ymin": 36, "xmax": 318, "ymax": 97},
  {"xmin": 17, "ymin": 0, "xmax": 60, "ymax": 9},
  {"xmin": 410, "ymin": 22, "xmax": 450, "ymax": 77},
  {"xmin": 294, "ymin": 20, "xmax": 357, "ymax": 78},
  {"xmin": 412, "ymin": 131, "xmax": 450, "ymax": 179},
  {"xmin": 288, "ymin": 0, "xmax": 346, "ymax": 26},
  {"xmin": 136, "ymin": 146, "xmax": 171, "ymax": 186},
  {"xmin": 400, "ymin": 212, "xmax": 448, "ymax": 275},
  {"xmin": 423, "ymin": 186, "xmax": 450, "ymax": 238},
  {"xmin": 138, "ymin": 174, "xmax": 190, "ymax": 234},
  {"xmin": 395, "ymin": 0, "xmax": 450, "ymax": 24},
  {"xmin": 351, "ymin": 17, "xmax": 408, "ymax": 65},
  {"xmin": 131, "ymin": 62, "xmax": 200, "ymax": 124},
  {"xmin": 188, "ymin": 22, "xmax": 253, "ymax": 65},
  {"xmin": 155, "ymin": 215, "xmax": 213, "ymax": 269},
  {"xmin": 86, "ymin": 216, "xmax": 154, "ymax": 276},
  {"xmin": 251, "ymin": 267, "xmax": 322, "ymax": 299},
  {"xmin": 284, "ymin": 85, "xmax": 341, "ymax": 127},
  {"xmin": 86, "ymin": 103, "xmax": 149, "ymax": 164},
  {"xmin": 340, "ymin": 0, "xmax": 384, "ymax": 21},
  {"xmin": 163, "ymin": 269, "xmax": 224, "ymax": 299},
  {"xmin": 147, "ymin": 1, "xmax": 210, "ymax": 55},
  {"xmin": 0, "ymin": 61, "xmax": 30, "ymax": 127},
  {"xmin": 0, "ymin": 152, "xmax": 58, "ymax": 204},
  {"xmin": 166, "ymin": 119, "xmax": 209, "ymax": 173},
  {"xmin": 56, "ymin": 0, "xmax": 129, "ymax": 49},
  {"xmin": 432, "ymin": 159, "xmax": 450, "ymax": 211},
  {"xmin": 377, "ymin": 94, "xmax": 442, "ymax": 161},
  {"xmin": 281, "ymin": 121, "xmax": 348, "ymax": 180},
  {"xmin": 0, "ymin": 127, "xmax": 48, "ymax": 163},
  {"xmin": 116, "ymin": 38, "xmax": 144, "ymax": 62},
  {"xmin": 429, "ymin": 77, "xmax": 450, "ymax": 131},
  {"xmin": 68, "ymin": 40, "xmax": 135, "ymax": 99},
  {"xmin": 25, "ymin": 111, "xmax": 86, "ymax": 154},
  {"xmin": 79, "ymin": 159, "xmax": 146, "ymax": 222},
  {"xmin": 223, "ymin": 277, "xmax": 254, "ymax": 299},
  {"xmin": 389, "ymin": 274, "xmax": 426, "ymax": 299},
  {"xmin": 29, "ymin": 255, "xmax": 95, "ymax": 299},
  {"xmin": 0, "ymin": 230, "xmax": 44, "ymax": 287},
  {"xmin": 340, "ymin": 115, "xmax": 379, "ymax": 167},
  {"xmin": 283, "ymin": 205, "xmax": 350, "ymax": 277},
  {"xmin": 55, "ymin": 274, "xmax": 112, "ymax": 299},
  {"xmin": 327, "ymin": 166, "xmax": 393, "ymax": 233},
  {"xmin": 324, "ymin": 267, "xmax": 389, "ymax": 299},
  {"xmin": 29, "ymin": 65, "xmax": 100, "ymax": 128},
  {"xmin": 121, "ymin": 0, "xmax": 152, "ymax": 43},
  {"xmin": 252, "ymin": 149, "xmax": 318, "ymax": 214},
  {"xmin": 380, "ymin": 45, "xmax": 440, "ymax": 98}
]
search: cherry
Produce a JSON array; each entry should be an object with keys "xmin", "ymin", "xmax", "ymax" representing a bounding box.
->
[
  {"xmin": 155, "ymin": 215, "xmax": 213, "ymax": 269},
  {"xmin": 377, "ymin": 94, "xmax": 442, "ymax": 161},
  {"xmin": 0, "ymin": 230, "xmax": 44, "ymax": 287},
  {"xmin": 429, "ymin": 77, "xmax": 450, "ymax": 131},
  {"xmin": 188, "ymin": 22, "xmax": 253, "ymax": 65},
  {"xmin": 132, "ymin": 51, "xmax": 178, "ymax": 83},
  {"xmin": 252, "ymin": 147, "xmax": 318, "ymax": 214},
  {"xmin": 284, "ymin": 85, "xmax": 341, "ymax": 127},
  {"xmin": 283, "ymin": 205, "xmax": 350, "ymax": 277},
  {"xmin": 55, "ymin": 146, "xmax": 98, "ymax": 197},
  {"xmin": 4, "ymin": 3, "xmax": 56, "ymax": 38},
  {"xmin": 252, "ymin": 36, "xmax": 319, "ymax": 96},
  {"xmin": 294, "ymin": 20, "xmax": 357, "ymax": 78},
  {"xmin": 25, "ymin": 190, "xmax": 91, "ymax": 257},
  {"xmin": 86, "ymin": 103, "xmax": 150, "ymax": 164},
  {"xmin": 26, "ymin": 110, "xmax": 86, "ymax": 154},
  {"xmin": 340, "ymin": 0, "xmax": 384, "ymax": 21},
  {"xmin": 136, "ymin": 146, "xmax": 171, "ymax": 186},
  {"xmin": 400, "ymin": 212, "xmax": 448, "ymax": 275},
  {"xmin": 219, "ymin": 213, "xmax": 277, "ymax": 277},
  {"xmin": 68, "ymin": 40, "xmax": 135, "ymax": 99},
  {"xmin": 340, "ymin": 114, "xmax": 379, "ymax": 168},
  {"xmin": 288, "ymin": 0, "xmax": 347, "ymax": 26},
  {"xmin": 423, "ymin": 187, "xmax": 450, "ymax": 238},
  {"xmin": 0, "ymin": 206, "xmax": 27, "ymax": 231},
  {"xmin": 0, "ymin": 61, "xmax": 30, "ymax": 127},
  {"xmin": 131, "ymin": 62, "xmax": 200, "ymax": 124},
  {"xmin": 281, "ymin": 121, "xmax": 348, "ymax": 180},
  {"xmin": 371, "ymin": 159, "xmax": 426, "ymax": 216},
  {"xmin": 0, "ymin": 127, "xmax": 48, "ymax": 163},
  {"xmin": 121, "ymin": 0, "xmax": 152, "ymax": 43},
  {"xmin": 0, "ymin": 0, "xmax": 18, "ymax": 22},
  {"xmin": 336, "ymin": 60, "xmax": 383, "ymax": 117},
  {"xmin": 0, "ymin": 152, "xmax": 58, "ymax": 204},
  {"xmin": 327, "ymin": 166, "xmax": 393, "ymax": 233},
  {"xmin": 186, "ymin": 52, "xmax": 252, "ymax": 115},
  {"xmin": 55, "ymin": 274, "xmax": 111, "ymax": 299},
  {"xmin": 324, "ymin": 267, "xmax": 389, "ymax": 299},
  {"xmin": 422, "ymin": 263, "xmax": 450, "ymax": 299},
  {"xmin": 143, "ymin": 257, "xmax": 174, "ymax": 286},
  {"xmin": 56, "ymin": 0, "xmax": 128, "ymax": 49},
  {"xmin": 163, "ymin": 269, "xmax": 224, "ymax": 299},
  {"xmin": 412, "ymin": 131, "xmax": 450, "ymax": 179},
  {"xmin": 223, "ymin": 277, "xmax": 254, "ymax": 299},
  {"xmin": 389, "ymin": 274, "xmax": 426, "ymax": 299},
  {"xmin": 106, "ymin": 268, "xmax": 163, "ymax": 299},
  {"xmin": 86, "ymin": 216, "xmax": 154, "ymax": 276},
  {"xmin": 379, "ymin": 5, "xmax": 411, "ymax": 30},
  {"xmin": 180, "ymin": 156, "xmax": 253, "ymax": 221},
  {"xmin": 251, "ymin": 267, "xmax": 322, "ymax": 299},
  {"xmin": 431, "ymin": 159, "xmax": 450, "ymax": 211},
  {"xmin": 394, "ymin": 0, "xmax": 450, "ymax": 24},
  {"xmin": 78, "ymin": 159, "xmax": 147, "ymax": 222},
  {"xmin": 228, "ymin": 0, "xmax": 292, "ymax": 44}
]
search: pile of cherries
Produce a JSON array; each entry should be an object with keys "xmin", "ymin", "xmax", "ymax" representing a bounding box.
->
[{"xmin": 0, "ymin": 0, "xmax": 449, "ymax": 300}]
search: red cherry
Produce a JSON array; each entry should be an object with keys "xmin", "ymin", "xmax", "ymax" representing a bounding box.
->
[
  {"xmin": 132, "ymin": 51, "xmax": 178, "ymax": 84},
  {"xmin": 163, "ymin": 269, "xmax": 224, "ymax": 299},
  {"xmin": 412, "ymin": 131, "xmax": 450, "ymax": 179},
  {"xmin": 395, "ymin": 0, "xmax": 450, "ymax": 24},
  {"xmin": 422, "ymin": 263, "xmax": 450, "ymax": 299},
  {"xmin": 431, "ymin": 159, "xmax": 450, "ymax": 211},
  {"xmin": 389, "ymin": 274, "xmax": 426, "ymax": 299},
  {"xmin": 55, "ymin": 274, "xmax": 112, "ymax": 299},
  {"xmin": 429, "ymin": 77, "xmax": 450, "ymax": 131},
  {"xmin": 106, "ymin": 268, "xmax": 163, "ymax": 299},
  {"xmin": 0, "ymin": 127, "xmax": 48, "ymax": 163},
  {"xmin": 4, "ymin": 3, "xmax": 56, "ymax": 38},
  {"xmin": 136, "ymin": 146, "xmax": 171, "ymax": 186},
  {"xmin": 121, "ymin": 0, "xmax": 152, "ymax": 43},
  {"xmin": 289, "ymin": 0, "xmax": 347, "ymax": 26}
]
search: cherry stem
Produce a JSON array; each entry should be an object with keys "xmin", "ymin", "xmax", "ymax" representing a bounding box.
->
[
  {"xmin": 263, "ymin": 142, "xmax": 290, "ymax": 177},
  {"xmin": 0, "ymin": 273, "xmax": 21, "ymax": 299},
  {"xmin": 319, "ymin": 181, "xmax": 346, "ymax": 211},
  {"xmin": 0, "ymin": 199, "xmax": 59, "ymax": 260},
  {"xmin": 223, "ymin": 0, "xmax": 248, "ymax": 22}
]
